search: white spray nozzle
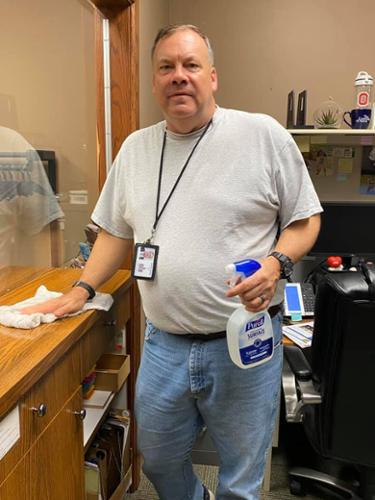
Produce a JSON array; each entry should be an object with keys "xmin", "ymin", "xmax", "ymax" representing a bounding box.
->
[
  {"xmin": 225, "ymin": 264, "xmax": 235, "ymax": 275},
  {"xmin": 225, "ymin": 264, "xmax": 244, "ymax": 288}
]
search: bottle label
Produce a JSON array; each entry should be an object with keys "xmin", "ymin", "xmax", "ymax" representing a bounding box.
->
[
  {"xmin": 238, "ymin": 314, "xmax": 273, "ymax": 365},
  {"xmin": 357, "ymin": 91, "xmax": 370, "ymax": 107}
]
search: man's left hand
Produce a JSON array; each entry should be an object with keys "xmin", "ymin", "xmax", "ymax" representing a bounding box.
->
[{"xmin": 225, "ymin": 257, "xmax": 280, "ymax": 312}]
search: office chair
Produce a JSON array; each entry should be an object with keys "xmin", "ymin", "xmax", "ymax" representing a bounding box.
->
[{"xmin": 282, "ymin": 263, "xmax": 375, "ymax": 499}]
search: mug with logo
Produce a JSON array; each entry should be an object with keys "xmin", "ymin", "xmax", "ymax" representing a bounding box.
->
[{"xmin": 343, "ymin": 108, "xmax": 372, "ymax": 129}]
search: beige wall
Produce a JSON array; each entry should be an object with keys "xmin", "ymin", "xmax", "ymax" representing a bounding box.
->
[
  {"xmin": 169, "ymin": 0, "xmax": 375, "ymax": 126},
  {"xmin": 139, "ymin": 0, "xmax": 169, "ymax": 127},
  {"xmin": 138, "ymin": 0, "xmax": 375, "ymax": 205},
  {"xmin": 0, "ymin": 0, "xmax": 98, "ymax": 265}
]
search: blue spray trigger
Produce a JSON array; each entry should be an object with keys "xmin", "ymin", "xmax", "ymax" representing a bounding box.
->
[
  {"xmin": 232, "ymin": 259, "xmax": 261, "ymax": 278},
  {"xmin": 225, "ymin": 259, "xmax": 262, "ymax": 288}
]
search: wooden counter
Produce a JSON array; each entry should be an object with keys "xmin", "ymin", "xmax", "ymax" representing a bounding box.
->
[{"xmin": 0, "ymin": 266, "xmax": 140, "ymax": 499}]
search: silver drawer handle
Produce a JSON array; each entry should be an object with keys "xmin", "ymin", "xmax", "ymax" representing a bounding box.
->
[
  {"xmin": 104, "ymin": 320, "xmax": 116, "ymax": 327},
  {"xmin": 31, "ymin": 403, "xmax": 47, "ymax": 417},
  {"xmin": 74, "ymin": 409, "xmax": 87, "ymax": 420}
]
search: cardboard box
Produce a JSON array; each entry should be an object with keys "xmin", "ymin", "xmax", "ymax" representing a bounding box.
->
[
  {"xmin": 95, "ymin": 353, "xmax": 130, "ymax": 392},
  {"xmin": 109, "ymin": 465, "xmax": 132, "ymax": 500}
]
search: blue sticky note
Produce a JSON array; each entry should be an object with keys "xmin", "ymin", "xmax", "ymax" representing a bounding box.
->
[{"xmin": 291, "ymin": 313, "xmax": 303, "ymax": 322}]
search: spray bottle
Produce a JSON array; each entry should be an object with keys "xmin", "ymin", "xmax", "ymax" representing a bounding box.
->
[{"xmin": 225, "ymin": 259, "xmax": 274, "ymax": 369}]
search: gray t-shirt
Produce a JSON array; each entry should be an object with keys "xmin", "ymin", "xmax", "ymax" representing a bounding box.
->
[{"xmin": 92, "ymin": 107, "xmax": 322, "ymax": 334}]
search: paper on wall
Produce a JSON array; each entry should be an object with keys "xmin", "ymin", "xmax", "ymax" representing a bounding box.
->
[
  {"xmin": 294, "ymin": 135, "xmax": 310, "ymax": 153},
  {"xmin": 337, "ymin": 158, "xmax": 354, "ymax": 174},
  {"xmin": 310, "ymin": 135, "xmax": 328, "ymax": 144}
]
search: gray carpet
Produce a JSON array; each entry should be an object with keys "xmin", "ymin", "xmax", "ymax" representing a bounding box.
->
[{"xmin": 125, "ymin": 450, "xmax": 322, "ymax": 499}]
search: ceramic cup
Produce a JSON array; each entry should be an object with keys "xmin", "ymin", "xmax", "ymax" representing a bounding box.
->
[{"xmin": 343, "ymin": 108, "xmax": 372, "ymax": 129}]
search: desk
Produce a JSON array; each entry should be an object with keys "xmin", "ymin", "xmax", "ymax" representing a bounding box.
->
[{"xmin": 0, "ymin": 266, "xmax": 140, "ymax": 499}]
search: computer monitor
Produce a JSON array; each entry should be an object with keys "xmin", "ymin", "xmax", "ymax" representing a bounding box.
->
[{"xmin": 310, "ymin": 202, "xmax": 375, "ymax": 258}]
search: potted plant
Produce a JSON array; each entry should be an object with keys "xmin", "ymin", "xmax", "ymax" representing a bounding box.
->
[{"xmin": 313, "ymin": 97, "xmax": 343, "ymax": 129}]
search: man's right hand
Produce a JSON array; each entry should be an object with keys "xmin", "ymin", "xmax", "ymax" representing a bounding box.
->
[{"xmin": 20, "ymin": 286, "xmax": 90, "ymax": 317}]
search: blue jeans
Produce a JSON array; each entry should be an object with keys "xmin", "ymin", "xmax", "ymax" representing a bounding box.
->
[{"xmin": 135, "ymin": 313, "xmax": 283, "ymax": 500}]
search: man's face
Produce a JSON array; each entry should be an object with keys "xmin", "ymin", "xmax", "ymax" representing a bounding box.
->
[{"xmin": 152, "ymin": 29, "xmax": 218, "ymax": 129}]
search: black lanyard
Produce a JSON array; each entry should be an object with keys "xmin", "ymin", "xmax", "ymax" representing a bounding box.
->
[{"xmin": 146, "ymin": 119, "xmax": 212, "ymax": 243}]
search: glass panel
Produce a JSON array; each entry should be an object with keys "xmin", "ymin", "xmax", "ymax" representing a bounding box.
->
[{"xmin": 0, "ymin": 0, "xmax": 98, "ymax": 280}]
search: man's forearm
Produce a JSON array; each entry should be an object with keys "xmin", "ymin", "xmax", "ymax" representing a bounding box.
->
[
  {"xmin": 79, "ymin": 229, "xmax": 133, "ymax": 290},
  {"xmin": 273, "ymin": 213, "xmax": 321, "ymax": 263},
  {"xmin": 227, "ymin": 214, "xmax": 321, "ymax": 311}
]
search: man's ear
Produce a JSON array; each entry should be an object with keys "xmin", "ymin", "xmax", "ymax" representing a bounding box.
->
[{"xmin": 211, "ymin": 67, "xmax": 218, "ymax": 92}]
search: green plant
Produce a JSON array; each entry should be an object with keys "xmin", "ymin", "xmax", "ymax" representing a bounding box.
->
[{"xmin": 315, "ymin": 108, "xmax": 340, "ymax": 127}]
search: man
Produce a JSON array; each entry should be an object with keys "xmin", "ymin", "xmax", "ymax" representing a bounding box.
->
[
  {"xmin": 24, "ymin": 25, "xmax": 321, "ymax": 499},
  {"xmin": 0, "ymin": 126, "xmax": 64, "ymax": 266}
]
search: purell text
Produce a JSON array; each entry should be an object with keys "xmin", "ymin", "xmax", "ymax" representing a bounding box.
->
[{"xmin": 245, "ymin": 316, "xmax": 265, "ymax": 331}]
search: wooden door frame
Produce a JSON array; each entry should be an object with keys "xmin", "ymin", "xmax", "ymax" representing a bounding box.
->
[
  {"xmin": 92, "ymin": 0, "xmax": 139, "ymax": 190},
  {"xmin": 88, "ymin": 0, "xmax": 141, "ymax": 492}
]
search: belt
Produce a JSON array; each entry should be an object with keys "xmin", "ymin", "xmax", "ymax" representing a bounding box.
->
[{"xmin": 179, "ymin": 303, "xmax": 283, "ymax": 341}]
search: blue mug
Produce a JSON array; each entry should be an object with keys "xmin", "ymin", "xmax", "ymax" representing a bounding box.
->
[{"xmin": 343, "ymin": 108, "xmax": 372, "ymax": 129}]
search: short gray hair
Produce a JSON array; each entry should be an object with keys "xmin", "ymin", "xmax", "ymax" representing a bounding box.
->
[{"xmin": 151, "ymin": 24, "xmax": 214, "ymax": 65}]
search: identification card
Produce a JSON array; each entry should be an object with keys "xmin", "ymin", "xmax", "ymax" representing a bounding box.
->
[{"xmin": 132, "ymin": 243, "xmax": 159, "ymax": 280}]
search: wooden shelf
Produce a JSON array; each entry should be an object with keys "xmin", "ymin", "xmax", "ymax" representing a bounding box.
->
[{"xmin": 288, "ymin": 129, "xmax": 375, "ymax": 135}]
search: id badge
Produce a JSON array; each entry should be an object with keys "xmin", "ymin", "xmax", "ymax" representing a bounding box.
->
[{"xmin": 132, "ymin": 243, "xmax": 159, "ymax": 280}]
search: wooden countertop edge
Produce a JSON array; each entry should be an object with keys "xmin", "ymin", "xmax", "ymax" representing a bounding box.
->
[
  {"xmin": 0, "ymin": 268, "xmax": 132, "ymax": 304},
  {"xmin": 0, "ymin": 268, "xmax": 132, "ymax": 419}
]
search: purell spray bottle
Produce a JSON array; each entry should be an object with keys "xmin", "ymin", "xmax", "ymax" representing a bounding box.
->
[{"xmin": 225, "ymin": 259, "xmax": 274, "ymax": 369}]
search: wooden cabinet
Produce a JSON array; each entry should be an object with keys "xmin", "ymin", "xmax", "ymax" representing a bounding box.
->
[
  {"xmin": 0, "ymin": 267, "xmax": 140, "ymax": 499},
  {"xmin": 0, "ymin": 459, "xmax": 27, "ymax": 500},
  {"xmin": 1, "ymin": 389, "xmax": 84, "ymax": 500},
  {"xmin": 29, "ymin": 389, "xmax": 84, "ymax": 499}
]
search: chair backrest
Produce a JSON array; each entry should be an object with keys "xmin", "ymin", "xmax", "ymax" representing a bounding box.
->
[{"xmin": 303, "ymin": 266, "xmax": 375, "ymax": 467}]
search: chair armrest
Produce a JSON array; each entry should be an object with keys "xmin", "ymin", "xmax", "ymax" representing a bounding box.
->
[
  {"xmin": 282, "ymin": 346, "xmax": 322, "ymax": 423},
  {"xmin": 284, "ymin": 345, "xmax": 312, "ymax": 381}
]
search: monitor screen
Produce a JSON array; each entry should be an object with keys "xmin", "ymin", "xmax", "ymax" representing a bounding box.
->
[{"xmin": 310, "ymin": 202, "xmax": 375, "ymax": 257}]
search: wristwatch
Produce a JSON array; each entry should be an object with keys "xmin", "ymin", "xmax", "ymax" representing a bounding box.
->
[
  {"xmin": 268, "ymin": 251, "xmax": 294, "ymax": 279},
  {"xmin": 73, "ymin": 280, "xmax": 96, "ymax": 300}
]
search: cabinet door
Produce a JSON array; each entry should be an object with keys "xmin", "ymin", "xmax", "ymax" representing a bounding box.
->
[
  {"xmin": 29, "ymin": 388, "xmax": 85, "ymax": 500},
  {"xmin": 24, "ymin": 343, "xmax": 81, "ymax": 445},
  {"xmin": 0, "ymin": 459, "xmax": 28, "ymax": 500}
]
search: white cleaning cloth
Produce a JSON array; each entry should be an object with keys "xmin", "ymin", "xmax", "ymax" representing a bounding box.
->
[{"xmin": 0, "ymin": 285, "xmax": 114, "ymax": 329}]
